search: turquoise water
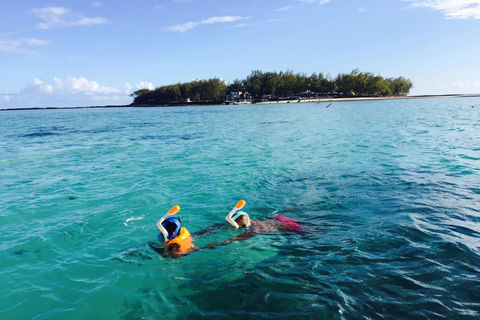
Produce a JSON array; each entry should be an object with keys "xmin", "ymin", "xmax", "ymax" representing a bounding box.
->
[{"xmin": 1, "ymin": 97, "xmax": 480, "ymax": 319}]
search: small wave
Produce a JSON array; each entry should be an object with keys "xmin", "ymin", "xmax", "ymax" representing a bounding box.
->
[
  {"xmin": 259, "ymin": 121, "xmax": 292, "ymax": 125},
  {"xmin": 131, "ymin": 134, "xmax": 201, "ymax": 141},
  {"xmin": 458, "ymin": 154, "xmax": 480, "ymax": 161},
  {"xmin": 124, "ymin": 215, "xmax": 145, "ymax": 226},
  {"xmin": 9, "ymin": 132, "xmax": 61, "ymax": 138}
]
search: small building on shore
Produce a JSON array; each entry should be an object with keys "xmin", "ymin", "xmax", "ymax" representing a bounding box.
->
[{"xmin": 225, "ymin": 91, "xmax": 252, "ymax": 103}]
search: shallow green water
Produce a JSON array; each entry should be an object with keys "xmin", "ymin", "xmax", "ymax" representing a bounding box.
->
[{"xmin": 1, "ymin": 97, "xmax": 480, "ymax": 319}]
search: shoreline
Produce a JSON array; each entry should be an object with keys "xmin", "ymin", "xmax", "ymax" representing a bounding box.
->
[{"xmin": 1, "ymin": 94, "xmax": 479, "ymax": 111}]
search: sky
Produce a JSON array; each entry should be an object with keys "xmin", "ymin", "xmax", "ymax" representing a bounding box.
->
[{"xmin": 1, "ymin": 0, "xmax": 480, "ymax": 108}]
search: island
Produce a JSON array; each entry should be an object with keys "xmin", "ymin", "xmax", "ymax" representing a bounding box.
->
[{"xmin": 131, "ymin": 69, "xmax": 414, "ymax": 107}]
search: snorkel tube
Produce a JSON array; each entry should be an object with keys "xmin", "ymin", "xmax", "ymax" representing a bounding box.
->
[
  {"xmin": 156, "ymin": 205, "xmax": 181, "ymax": 242},
  {"xmin": 225, "ymin": 200, "xmax": 250, "ymax": 229}
]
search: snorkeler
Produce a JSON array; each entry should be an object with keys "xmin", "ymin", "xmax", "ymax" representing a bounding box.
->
[
  {"xmin": 200, "ymin": 200, "xmax": 305, "ymax": 249},
  {"xmin": 149, "ymin": 205, "xmax": 196, "ymax": 257}
]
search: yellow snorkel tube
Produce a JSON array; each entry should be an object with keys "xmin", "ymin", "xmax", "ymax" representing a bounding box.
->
[
  {"xmin": 225, "ymin": 200, "xmax": 250, "ymax": 228},
  {"xmin": 156, "ymin": 205, "xmax": 181, "ymax": 242}
]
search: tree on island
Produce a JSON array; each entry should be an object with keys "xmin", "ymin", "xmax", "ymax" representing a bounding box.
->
[
  {"xmin": 132, "ymin": 69, "xmax": 413, "ymax": 105},
  {"xmin": 132, "ymin": 78, "xmax": 227, "ymax": 104}
]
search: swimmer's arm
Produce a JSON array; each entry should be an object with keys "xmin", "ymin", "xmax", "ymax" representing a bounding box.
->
[
  {"xmin": 201, "ymin": 232, "xmax": 253, "ymax": 249},
  {"xmin": 148, "ymin": 242, "xmax": 170, "ymax": 257},
  {"xmin": 192, "ymin": 222, "xmax": 224, "ymax": 236}
]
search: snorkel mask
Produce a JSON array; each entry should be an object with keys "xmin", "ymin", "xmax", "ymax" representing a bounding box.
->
[
  {"xmin": 225, "ymin": 200, "xmax": 251, "ymax": 229},
  {"xmin": 156, "ymin": 205, "xmax": 182, "ymax": 242}
]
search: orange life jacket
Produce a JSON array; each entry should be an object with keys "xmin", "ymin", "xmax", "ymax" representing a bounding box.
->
[{"xmin": 164, "ymin": 227, "xmax": 194, "ymax": 254}]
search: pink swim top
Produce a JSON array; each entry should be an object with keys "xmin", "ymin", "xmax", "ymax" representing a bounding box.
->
[{"xmin": 269, "ymin": 214, "xmax": 303, "ymax": 231}]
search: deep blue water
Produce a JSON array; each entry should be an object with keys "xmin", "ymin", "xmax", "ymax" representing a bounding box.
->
[{"xmin": 1, "ymin": 97, "xmax": 480, "ymax": 319}]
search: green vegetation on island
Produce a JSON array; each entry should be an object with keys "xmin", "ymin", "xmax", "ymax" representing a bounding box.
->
[{"xmin": 131, "ymin": 69, "xmax": 413, "ymax": 105}]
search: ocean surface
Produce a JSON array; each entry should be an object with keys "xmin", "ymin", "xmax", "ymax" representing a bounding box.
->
[{"xmin": 1, "ymin": 97, "xmax": 480, "ymax": 320}]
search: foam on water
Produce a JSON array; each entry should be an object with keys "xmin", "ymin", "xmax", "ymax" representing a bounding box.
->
[{"xmin": 1, "ymin": 97, "xmax": 480, "ymax": 319}]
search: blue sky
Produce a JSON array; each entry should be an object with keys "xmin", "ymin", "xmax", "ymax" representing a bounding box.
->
[{"xmin": 1, "ymin": 0, "xmax": 479, "ymax": 108}]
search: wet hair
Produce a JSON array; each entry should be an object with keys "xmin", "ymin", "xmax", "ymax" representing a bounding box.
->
[{"xmin": 234, "ymin": 215, "xmax": 249, "ymax": 228}]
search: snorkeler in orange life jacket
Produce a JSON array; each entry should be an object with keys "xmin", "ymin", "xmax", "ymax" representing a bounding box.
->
[{"xmin": 153, "ymin": 205, "xmax": 195, "ymax": 257}]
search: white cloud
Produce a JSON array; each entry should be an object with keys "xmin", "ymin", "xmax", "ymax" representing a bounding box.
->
[
  {"xmin": 0, "ymin": 34, "xmax": 49, "ymax": 55},
  {"xmin": 163, "ymin": 16, "xmax": 248, "ymax": 32},
  {"xmin": 51, "ymin": 77, "xmax": 121, "ymax": 94},
  {"xmin": 0, "ymin": 77, "xmax": 133, "ymax": 109},
  {"xmin": 403, "ymin": 0, "xmax": 480, "ymax": 19},
  {"xmin": 125, "ymin": 83, "xmax": 132, "ymax": 95},
  {"xmin": 135, "ymin": 81, "xmax": 155, "ymax": 90},
  {"xmin": 33, "ymin": 7, "xmax": 108, "ymax": 29}
]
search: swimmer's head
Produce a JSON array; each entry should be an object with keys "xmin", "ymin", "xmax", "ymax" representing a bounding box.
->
[
  {"xmin": 225, "ymin": 200, "xmax": 249, "ymax": 229},
  {"xmin": 229, "ymin": 211, "xmax": 251, "ymax": 228},
  {"xmin": 234, "ymin": 214, "xmax": 250, "ymax": 228}
]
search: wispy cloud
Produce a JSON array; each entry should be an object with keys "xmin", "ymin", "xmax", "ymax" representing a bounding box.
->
[
  {"xmin": 276, "ymin": 6, "xmax": 295, "ymax": 11},
  {"xmin": 0, "ymin": 34, "xmax": 49, "ymax": 55},
  {"xmin": 450, "ymin": 80, "xmax": 480, "ymax": 89},
  {"xmin": 231, "ymin": 22, "xmax": 255, "ymax": 28},
  {"xmin": 33, "ymin": 7, "xmax": 108, "ymax": 29},
  {"xmin": 276, "ymin": 1, "xmax": 328, "ymax": 12},
  {"xmin": 435, "ymin": 79, "xmax": 480, "ymax": 94},
  {"xmin": 231, "ymin": 18, "xmax": 284, "ymax": 29},
  {"xmin": 296, "ymin": 0, "xmax": 330, "ymax": 4},
  {"xmin": 403, "ymin": 0, "xmax": 480, "ymax": 19},
  {"xmin": 163, "ymin": 16, "xmax": 249, "ymax": 32},
  {"xmin": 165, "ymin": 21, "xmax": 199, "ymax": 32}
]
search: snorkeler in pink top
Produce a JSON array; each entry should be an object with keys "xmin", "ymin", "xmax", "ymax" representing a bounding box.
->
[{"xmin": 199, "ymin": 200, "xmax": 305, "ymax": 249}]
